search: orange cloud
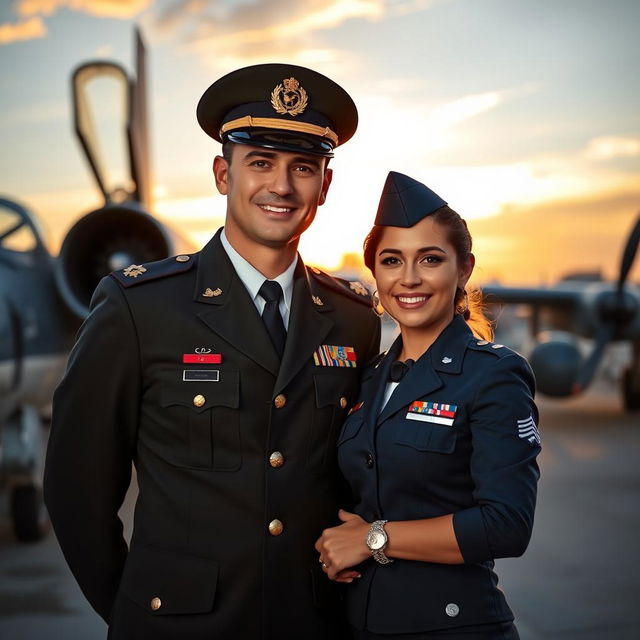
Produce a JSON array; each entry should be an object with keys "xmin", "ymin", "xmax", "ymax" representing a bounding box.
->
[
  {"xmin": 0, "ymin": 16, "xmax": 46, "ymax": 44},
  {"xmin": 17, "ymin": 0, "xmax": 151, "ymax": 19},
  {"xmin": 156, "ymin": 0, "xmax": 435, "ymax": 63},
  {"xmin": 470, "ymin": 188, "xmax": 640, "ymax": 285}
]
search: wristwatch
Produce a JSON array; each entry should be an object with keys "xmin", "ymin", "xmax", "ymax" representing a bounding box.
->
[{"xmin": 366, "ymin": 520, "xmax": 393, "ymax": 564}]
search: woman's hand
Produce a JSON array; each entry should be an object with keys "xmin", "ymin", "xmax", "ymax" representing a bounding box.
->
[{"xmin": 315, "ymin": 510, "xmax": 371, "ymax": 581}]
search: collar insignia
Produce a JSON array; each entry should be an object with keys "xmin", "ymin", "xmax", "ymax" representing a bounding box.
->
[
  {"xmin": 203, "ymin": 287, "xmax": 222, "ymax": 297},
  {"xmin": 270, "ymin": 77, "xmax": 308, "ymax": 116}
]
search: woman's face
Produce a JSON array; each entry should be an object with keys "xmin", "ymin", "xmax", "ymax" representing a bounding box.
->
[{"xmin": 374, "ymin": 216, "xmax": 474, "ymax": 336}]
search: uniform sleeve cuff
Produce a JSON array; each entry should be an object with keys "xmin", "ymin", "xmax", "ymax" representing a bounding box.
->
[{"xmin": 453, "ymin": 507, "xmax": 491, "ymax": 564}]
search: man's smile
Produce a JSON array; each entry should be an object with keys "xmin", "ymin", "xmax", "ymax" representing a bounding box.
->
[{"xmin": 257, "ymin": 204, "xmax": 295, "ymax": 214}]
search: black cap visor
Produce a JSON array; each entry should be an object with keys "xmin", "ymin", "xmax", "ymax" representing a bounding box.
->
[{"xmin": 224, "ymin": 128, "xmax": 335, "ymax": 158}]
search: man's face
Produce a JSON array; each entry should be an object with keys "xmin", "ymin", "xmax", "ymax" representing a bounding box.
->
[{"xmin": 213, "ymin": 144, "xmax": 332, "ymax": 250}]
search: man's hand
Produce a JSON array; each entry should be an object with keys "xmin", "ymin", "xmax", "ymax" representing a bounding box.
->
[{"xmin": 315, "ymin": 510, "xmax": 371, "ymax": 581}]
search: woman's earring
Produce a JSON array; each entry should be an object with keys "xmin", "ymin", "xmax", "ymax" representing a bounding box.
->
[{"xmin": 372, "ymin": 290, "xmax": 385, "ymax": 317}]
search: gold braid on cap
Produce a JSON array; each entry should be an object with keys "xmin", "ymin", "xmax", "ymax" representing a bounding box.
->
[{"xmin": 220, "ymin": 116, "xmax": 338, "ymax": 146}]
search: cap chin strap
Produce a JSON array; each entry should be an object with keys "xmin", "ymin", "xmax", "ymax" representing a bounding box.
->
[{"xmin": 220, "ymin": 116, "xmax": 338, "ymax": 147}]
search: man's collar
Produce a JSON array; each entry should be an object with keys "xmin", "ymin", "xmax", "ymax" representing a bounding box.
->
[{"xmin": 220, "ymin": 228, "xmax": 298, "ymax": 311}]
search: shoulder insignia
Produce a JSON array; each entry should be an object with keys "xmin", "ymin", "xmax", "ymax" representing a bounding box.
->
[
  {"xmin": 467, "ymin": 337, "xmax": 515, "ymax": 359},
  {"xmin": 307, "ymin": 266, "xmax": 374, "ymax": 308},
  {"xmin": 110, "ymin": 254, "xmax": 196, "ymax": 288},
  {"xmin": 123, "ymin": 264, "xmax": 147, "ymax": 278},
  {"xmin": 349, "ymin": 281, "xmax": 368, "ymax": 296}
]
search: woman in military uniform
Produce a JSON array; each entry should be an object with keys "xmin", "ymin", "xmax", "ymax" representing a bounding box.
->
[{"xmin": 315, "ymin": 172, "xmax": 541, "ymax": 639}]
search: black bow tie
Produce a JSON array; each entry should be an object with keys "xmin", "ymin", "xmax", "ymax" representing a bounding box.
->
[{"xmin": 389, "ymin": 359, "xmax": 414, "ymax": 382}]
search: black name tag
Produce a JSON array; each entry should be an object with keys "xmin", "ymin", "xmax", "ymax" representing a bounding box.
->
[{"xmin": 183, "ymin": 369, "xmax": 220, "ymax": 382}]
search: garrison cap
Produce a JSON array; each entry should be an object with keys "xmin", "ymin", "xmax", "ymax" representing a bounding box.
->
[
  {"xmin": 375, "ymin": 171, "xmax": 448, "ymax": 227},
  {"xmin": 197, "ymin": 63, "xmax": 358, "ymax": 157}
]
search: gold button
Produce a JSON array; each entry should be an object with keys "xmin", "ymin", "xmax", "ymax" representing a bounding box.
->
[
  {"xmin": 269, "ymin": 451, "xmax": 285, "ymax": 468},
  {"xmin": 274, "ymin": 394, "xmax": 286, "ymax": 409},
  {"xmin": 339, "ymin": 396, "xmax": 347, "ymax": 409},
  {"xmin": 269, "ymin": 519, "xmax": 284, "ymax": 536},
  {"xmin": 150, "ymin": 597, "xmax": 162, "ymax": 611},
  {"xmin": 193, "ymin": 394, "xmax": 206, "ymax": 408},
  {"xmin": 175, "ymin": 255, "xmax": 190, "ymax": 262}
]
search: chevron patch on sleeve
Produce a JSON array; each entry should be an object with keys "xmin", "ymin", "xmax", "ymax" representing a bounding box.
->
[{"xmin": 517, "ymin": 414, "xmax": 541, "ymax": 445}]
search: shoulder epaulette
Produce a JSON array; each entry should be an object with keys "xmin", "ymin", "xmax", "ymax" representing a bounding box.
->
[
  {"xmin": 467, "ymin": 336, "xmax": 516, "ymax": 359},
  {"xmin": 110, "ymin": 253, "xmax": 196, "ymax": 288},
  {"xmin": 307, "ymin": 266, "xmax": 374, "ymax": 308}
]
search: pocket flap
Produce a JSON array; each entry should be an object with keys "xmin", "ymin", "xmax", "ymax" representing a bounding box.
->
[
  {"xmin": 161, "ymin": 371, "xmax": 240, "ymax": 412},
  {"xmin": 120, "ymin": 546, "xmax": 219, "ymax": 615},
  {"xmin": 395, "ymin": 421, "xmax": 456, "ymax": 454},
  {"xmin": 313, "ymin": 373, "xmax": 357, "ymax": 408}
]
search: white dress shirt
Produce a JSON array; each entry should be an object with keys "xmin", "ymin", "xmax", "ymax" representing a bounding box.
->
[{"xmin": 220, "ymin": 228, "xmax": 297, "ymax": 329}]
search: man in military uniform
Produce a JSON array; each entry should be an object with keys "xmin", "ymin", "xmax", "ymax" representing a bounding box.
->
[{"xmin": 44, "ymin": 64, "xmax": 381, "ymax": 639}]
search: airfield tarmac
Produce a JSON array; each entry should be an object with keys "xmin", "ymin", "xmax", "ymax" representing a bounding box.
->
[{"xmin": 1, "ymin": 380, "xmax": 638, "ymax": 639}]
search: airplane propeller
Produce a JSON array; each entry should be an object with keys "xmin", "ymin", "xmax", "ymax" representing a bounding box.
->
[{"xmin": 573, "ymin": 214, "xmax": 640, "ymax": 393}]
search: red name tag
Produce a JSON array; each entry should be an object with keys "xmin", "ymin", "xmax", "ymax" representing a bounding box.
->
[{"xmin": 183, "ymin": 354, "xmax": 222, "ymax": 364}]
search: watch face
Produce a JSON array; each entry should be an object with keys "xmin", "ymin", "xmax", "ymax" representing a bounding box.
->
[{"xmin": 367, "ymin": 531, "xmax": 386, "ymax": 550}]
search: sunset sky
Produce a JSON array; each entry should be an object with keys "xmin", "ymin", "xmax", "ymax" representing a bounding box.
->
[{"xmin": 1, "ymin": 0, "xmax": 639, "ymax": 285}]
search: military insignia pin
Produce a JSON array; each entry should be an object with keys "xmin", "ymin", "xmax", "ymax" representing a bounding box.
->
[
  {"xmin": 203, "ymin": 287, "xmax": 222, "ymax": 297},
  {"xmin": 348, "ymin": 401, "xmax": 364, "ymax": 415},
  {"xmin": 270, "ymin": 77, "xmax": 308, "ymax": 116},
  {"xmin": 123, "ymin": 264, "xmax": 147, "ymax": 278},
  {"xmin": 349, "ymin": 281, "xmax": 368, "ymax": 296},
  {"xmin": 312, "ymin": 295, "xmax": 324, "ymax": 306},
  {"xmin": 313, "ymin": 345, "xmax": 357, "ymax": 367},
  {"xmin": 406, "ymin": 401, "xmax": 457, "ymax": 426}
]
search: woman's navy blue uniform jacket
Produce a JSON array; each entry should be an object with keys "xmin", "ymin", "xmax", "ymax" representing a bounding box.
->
[{"xmin": 338, "ymin": 315, "xmax": 541, "ymax": 634}]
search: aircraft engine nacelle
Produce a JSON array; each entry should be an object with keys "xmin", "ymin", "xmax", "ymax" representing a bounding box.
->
[
  {"xmin": 55, "ymin": 203, "xmax": 174, "ymax": 319},
  {"xmin": 529, "ymin": 331, "xmax": 583, "ymax": 397}
]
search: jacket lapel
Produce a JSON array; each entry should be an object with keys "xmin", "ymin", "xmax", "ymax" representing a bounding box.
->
[
  {"xmin": 363, "ymin": 337, "xmax": 400, "ymax": 432},
  {"xmin": 194, "ymin": 230, "xmax": 280, "ymax": 376},
  {"xmin": 274, "ymin": 264, "xmax": 334, "ymax": 393}
]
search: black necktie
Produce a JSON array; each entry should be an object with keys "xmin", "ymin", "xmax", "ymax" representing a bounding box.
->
[
  {"xmin": 389, "ymin": 359, "xmax": 414, "ymax": 382},
  {"xmin": 258, "ymin": 280, "xmax": 287, "ymax": 358}
]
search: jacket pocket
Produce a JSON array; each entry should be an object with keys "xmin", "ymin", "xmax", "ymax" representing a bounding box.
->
[
  {"xmin": 394, "ymin": 420, "xmax": 456, "ymax": 454},
  {"xmin": 308, "ymin": 372, "xmax": 359, "ymax": 469},
  {"xmin": 120, "ymin": 545, "xmax": 219, "ymax": 615},
  {"xmin": 160, "ymin": 370, "xmax": 241, "ymax": 470}
]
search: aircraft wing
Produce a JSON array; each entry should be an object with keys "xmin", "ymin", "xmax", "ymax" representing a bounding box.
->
[{"xmin": 480, "ymin": 285, "xmax": 583, "ymax": 309}]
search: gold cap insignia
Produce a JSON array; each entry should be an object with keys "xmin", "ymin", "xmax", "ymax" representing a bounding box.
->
[
  {"xmin": 271, "ymin": 77, "xmax": 308, "ymax": 116},
  {"xmin": 203, "ymin": 287, "xmax": 222, "ymax": 297},
  {"xmin": 349, "ymin": 281, "xmax": 368, "ymax": 296},
  {"xmin": 123, "ymin": 264, "xmax": 147, "ymax": 278},
  {"xmin": 312, "ymin": 295, "xmax": 324, "ymax": 306}
]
